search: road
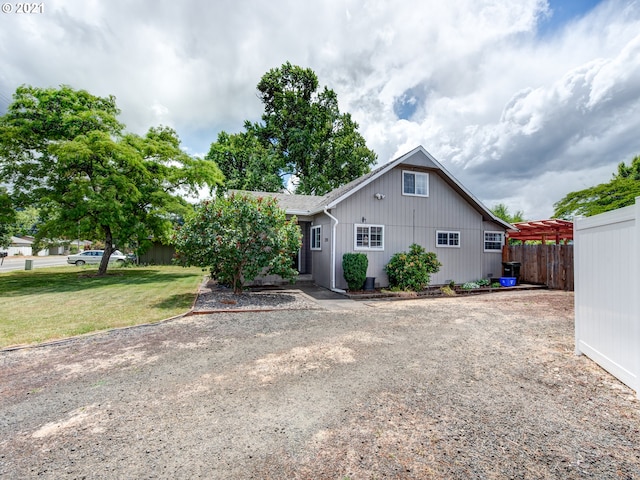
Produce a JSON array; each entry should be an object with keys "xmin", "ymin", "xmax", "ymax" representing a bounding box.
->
[{"xmin": 0, "ymin": 255, "xmax": 69, "ymax": 273}]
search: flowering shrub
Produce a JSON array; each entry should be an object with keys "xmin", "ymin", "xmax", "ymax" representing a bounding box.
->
[
  {"xmin": 384, "ymin": 244, "xmax": 441, "ymax": 291},
  {"xmin": 342, "ymin": 253, "xmax": 368, "ymax": 291},
  {"xmin": 173, "ymin": 193, "xmax": 301, "ymax": 294}
]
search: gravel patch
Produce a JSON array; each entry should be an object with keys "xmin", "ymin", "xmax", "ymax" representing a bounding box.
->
[
  {"xmin": 1, "ymin": 289, "xmax": 639, "ymax": 479},
  {"xmin": 193, "ymin": 282, "xmax": 319, "ymax": 312}
]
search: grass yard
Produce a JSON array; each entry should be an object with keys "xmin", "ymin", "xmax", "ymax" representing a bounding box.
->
[{"xmin": 0, "ymin": 265, "xmax": 206, "ymax": 348}]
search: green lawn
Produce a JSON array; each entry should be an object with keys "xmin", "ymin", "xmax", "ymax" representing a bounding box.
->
[{"xmin": 0, "ymin": 265, "xmax": 206, "ymax": 348}]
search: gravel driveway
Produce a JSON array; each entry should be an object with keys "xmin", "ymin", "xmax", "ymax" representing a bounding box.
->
[{"xmin": 1, "ymin": 289, "xmax": 639, "ymax": 479}]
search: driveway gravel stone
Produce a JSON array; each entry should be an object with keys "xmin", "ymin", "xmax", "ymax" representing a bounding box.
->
[{"xmin": 1, "ymin": 289, "xmax": 638, "ymax": 479}]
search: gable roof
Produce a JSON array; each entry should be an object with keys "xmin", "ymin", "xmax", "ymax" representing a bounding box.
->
[{"xmin": 233, "ymin": 146, "xmax": 513, "ymax": 229}]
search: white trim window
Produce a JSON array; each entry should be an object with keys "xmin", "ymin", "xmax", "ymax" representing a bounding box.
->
[
  {"xmin": 402, "ymin": 170, "xmax": 429, "ymax": 197},
  {"xmin": 436, "ymin": 231, "xmax": 460, "ymax": 247},
  {"xmin": 310, "ymin": 225, "xmax": 322, "ymax": 251},
  {"xmin": 484, "ymin": 231, "xmax": 504, "ymax": 252},
  {"xmin": 355, "ymin": 224, "xmax": 384, "ymax": 250}
]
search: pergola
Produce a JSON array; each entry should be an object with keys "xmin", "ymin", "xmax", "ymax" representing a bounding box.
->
[{"xmin": 506, "ymin": 219, "xmax": 574, "ymax": 244}]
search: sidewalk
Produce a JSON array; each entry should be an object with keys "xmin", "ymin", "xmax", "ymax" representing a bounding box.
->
[{"xmin": 295, "ymin": 283, "xmax": 373, "ymax": 311}]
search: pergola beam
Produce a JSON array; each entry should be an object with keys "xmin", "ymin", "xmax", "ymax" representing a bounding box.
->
[{"xmin": 506, "ymin": 219, "xmax": 574, "ymax": 244}]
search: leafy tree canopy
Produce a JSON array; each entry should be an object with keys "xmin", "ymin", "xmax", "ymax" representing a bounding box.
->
[
  {"xmin": 553, "ymin": 155, "xmax": 640, "ymax": 218},
  {"xmin": 10, "ymin": 206, "xmax": 40, "ymax": 237},
  {"xmin": 0, "ymin": 85, "xmax": 224, "ymax": 274},
  {"xmin": 491, "ymin": 203, "xmax": 525, "ymax": 224},
  {"xmin": 0, "ymin": 187, "xmax": 14, "ymax": 248},
  {"xmin": 174, "ymin": 193, "xmax": 301, "ymax": 294},
  {"xmin": 207, "ymin": 62, "xmax": 377, "ymax": 195}
]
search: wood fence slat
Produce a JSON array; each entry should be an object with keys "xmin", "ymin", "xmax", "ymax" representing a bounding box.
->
[{"xmin": 504, "ymin": 244, "xmax": 574, "ymax": 291}]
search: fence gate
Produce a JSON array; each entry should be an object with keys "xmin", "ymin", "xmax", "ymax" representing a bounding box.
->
[{"xmin": 574, "ymin": 198, "xmax": 640, "ymax": 395}]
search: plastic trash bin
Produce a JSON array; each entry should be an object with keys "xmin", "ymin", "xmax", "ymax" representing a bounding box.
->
[{"xmin": 502, "ymin": 262, "xmax": 521, "ymax": 284}]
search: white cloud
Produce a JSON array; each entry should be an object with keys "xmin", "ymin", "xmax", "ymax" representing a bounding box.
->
[{"xmin": 1, "ymin": 0, "xmax": 639, "ymax": 220}]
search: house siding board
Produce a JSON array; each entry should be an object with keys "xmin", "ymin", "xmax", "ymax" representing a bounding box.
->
[
  {"xmin": 309, "ymin": 213, "xmax": 333, "ymax": 289},
  {"xmin": 330, "ymin": 166, "xmax": 501, "ymax": 288},
  {"xmin": 482, "ymin": 220, "xmax": 506, "ymax": 279}
]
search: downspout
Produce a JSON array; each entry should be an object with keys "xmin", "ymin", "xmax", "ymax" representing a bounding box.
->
[{"xmin": 323, "ymin": 207, "xmax": 345, "ymax": 293}]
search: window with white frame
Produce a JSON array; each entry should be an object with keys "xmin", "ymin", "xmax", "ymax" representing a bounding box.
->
[
  {"xmin": 310, "ymin": 225, "xmax": 322, "ymax": 250},
  {"xmin": 484, "ymin": 231, "xmax": 504, "ymax": 252},
  {"xmin": 436, "ymin": 231, "xmax": 460, "ymax": 247},
  {"xmin": 402, "ymin": 170, "xmax": 429, "ymax": 197},
  {"xmin": 355, "ymin": 224, "xmax": 384, "ymax": 250}
]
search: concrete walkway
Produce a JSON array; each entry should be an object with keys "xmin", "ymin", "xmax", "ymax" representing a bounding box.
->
[{"xmin": 295, "ymin": 284, "xmax": 373, "ymax": 311}]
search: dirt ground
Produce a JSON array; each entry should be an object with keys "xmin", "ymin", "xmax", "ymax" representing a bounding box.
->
[{"xmin": 1, "ymin": 289, "xmax": 639, "ymax": 479}]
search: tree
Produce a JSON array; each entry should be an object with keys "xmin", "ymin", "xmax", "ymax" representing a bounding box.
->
[
  {"xmin": 11, "ymin": 206, "xmax": 40, "ymax": 237},
  {"xmin": 0, "ymin": 85, "xmax": 224, "ymax": 275},
  {"xmin": 490, "ymin": 203, "xmax": 525, "ymax": 223},
  {"xmin": 206, "ymin": 130, "xmax": 283, "ymax": 193},
  {"xmin": 174, "ymin": 193, "xmax": 301, "ymax": 294},
  {"xmin": 0, "ymin": 187, "xmax": 14, "ymax": 248},
  {"xmin": 553, "ymin": 155, "xmax": 640, "ymax": 218},
  {"xmin": 207, "ymin": 62, "xmax": 377, "ymax": 195}
]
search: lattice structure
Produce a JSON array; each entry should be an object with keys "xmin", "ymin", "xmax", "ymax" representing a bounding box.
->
[{"xmin": 506, "ymin": 219, "xmax": 573, "ymax": 244}]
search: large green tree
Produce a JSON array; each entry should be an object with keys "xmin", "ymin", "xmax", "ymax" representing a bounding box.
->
[
  {"xmin": 207, "ymin": 62, "xmax": 377, "ymax": 195},
  {"xmin": 553, "ymin": 155, "xmax": 640, "ymax": 218},
  {"xmin": 0, "ymin": 85, "xmax": 224, "ymax": 275},
  {"xmin": 174, "ymin": 193, "xmax": 301, "ymax": 294},
  {"xmin": 207, "ymin": 130, "xmax": 282, "ymax": 192}
]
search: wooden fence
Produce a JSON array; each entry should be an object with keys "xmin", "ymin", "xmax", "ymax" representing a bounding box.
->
[{"xmin": 503, "ymin": 244, "xmax": 574, "ymax": 291}]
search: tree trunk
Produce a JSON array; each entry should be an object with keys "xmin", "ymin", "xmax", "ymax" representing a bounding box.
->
[{"xmin": 98, "ymin": 226, "xmax": 113, "ymax": 276}]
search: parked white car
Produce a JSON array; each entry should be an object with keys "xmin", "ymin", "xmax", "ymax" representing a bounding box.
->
[{"xmin": 67, "ymin": 250, "xmax": 128, "ymax": 266}]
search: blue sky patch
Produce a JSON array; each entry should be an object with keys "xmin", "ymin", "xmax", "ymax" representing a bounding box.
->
[{"xmin": 538, "ymin": 0, "xmax": 605, "ymax": 37}]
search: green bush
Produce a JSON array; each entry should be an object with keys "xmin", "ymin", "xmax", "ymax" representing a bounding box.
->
[
  {"xmin": 174, "ymin": 193, "xmax": 302, "ymax": 294},
  {"xmin": 342, "ymin": 253, "xmax": 368, "ymax": 291},
  {"xmin": 384, "ymin": 244, "xmax": 441, "ymax": 291}
]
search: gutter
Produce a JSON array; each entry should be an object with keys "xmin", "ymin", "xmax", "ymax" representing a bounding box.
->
[{"xmin": 323, "ymin": 207, "xmax": 345, "ymax": 293}]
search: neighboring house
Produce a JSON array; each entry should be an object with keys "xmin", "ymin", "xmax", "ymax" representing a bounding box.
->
[
  {"xmin": 6, "ymin": 236, "xmax": 34, "ymax": 256},
  {"xmin": 237, "ymin": 146, "xmax": 513, "ymax": 291}
]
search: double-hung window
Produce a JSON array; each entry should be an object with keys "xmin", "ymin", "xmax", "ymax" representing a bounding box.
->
[
  {"xmin": 402, "ymin": 170, "xmax": 429, "ymax": 197},
  {"xmin": 310, "ymin": 225, "xmax": 322, "ymax": 250},
  {"xmin": 436, "ymin": 231, "xmax": 460, "ymax": 247},
  {"xmin": 355, "ymin": 224, "xmax": 384, "ymax": 250},
  {"xmin": 484, "ymin": 231, "xmax": 504, "ymax": 252}
]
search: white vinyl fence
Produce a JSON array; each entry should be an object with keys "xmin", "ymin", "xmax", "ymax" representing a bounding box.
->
[{"xmin": 574, "ymin": 197, "xmax": 640, "ymax": 395}]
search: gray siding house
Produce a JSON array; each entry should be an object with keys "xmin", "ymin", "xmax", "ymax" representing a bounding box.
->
[{"xmin": 240, "ymin": 146, "xmax": 512, "ymax": 291}]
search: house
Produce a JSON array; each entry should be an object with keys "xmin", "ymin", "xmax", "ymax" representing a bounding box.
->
[
  {"xmin": 239, "ymin": 146, "xmax": 513, "ymax": 291},
  {"xmin": 5, "ymin": 236, "xmax": 34, "ymax": 256}
]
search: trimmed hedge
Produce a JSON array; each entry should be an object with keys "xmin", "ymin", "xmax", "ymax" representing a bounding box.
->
[{"xmin": 342, "ymin": 253, "xmax": 368, "ymax": 291}]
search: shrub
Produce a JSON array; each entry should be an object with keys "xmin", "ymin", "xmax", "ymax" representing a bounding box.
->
[
  {"xmin": 440, "ymin": 285, "xmax": 456, "ymax": 296},
  {"xmin": 384, "ymin": 244, "xmax": 441, "ymax": 291},
  {"xmin": 173, "ymin": 193, "xmax": 301, "ymax": 294},
  {"xmin": 342, "ymin": 253, "xmax": 368, "ymax": 291}
]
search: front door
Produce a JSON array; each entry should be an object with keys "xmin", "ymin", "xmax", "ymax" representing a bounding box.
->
[{"xmin": 294, "ymin": 221, "xmax": 312, "ymax": 274}]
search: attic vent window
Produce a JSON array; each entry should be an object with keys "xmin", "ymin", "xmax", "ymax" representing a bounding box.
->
[{"xmin": 402, "ymin": 171, "xmax": 429, "ymax": 197}]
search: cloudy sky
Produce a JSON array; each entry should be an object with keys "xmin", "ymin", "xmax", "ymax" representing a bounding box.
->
[{"xmin": 2, "ymin": 0, "xmax": 639, "ymax": 219}]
